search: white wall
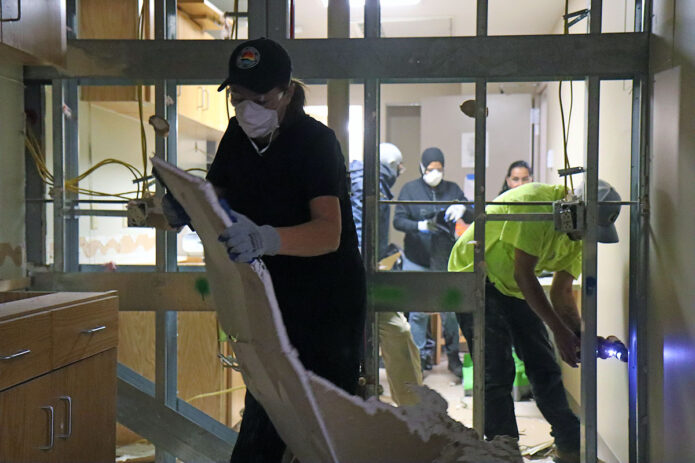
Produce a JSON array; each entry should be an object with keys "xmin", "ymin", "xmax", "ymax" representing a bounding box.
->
[
  {"xmin": 649, "ymin": 0, "xmax": 695, "ymax": 460},
  {"xmin": 420, "ymin": 93, "xmax": 533, "ymax": 201},
  {"xmin": 77, "ymin": 102, "xmax": 158, "ymax": 265},
  {"xmin": 0, "ymin": 62, "xmax": 26, "ymax": 279}
]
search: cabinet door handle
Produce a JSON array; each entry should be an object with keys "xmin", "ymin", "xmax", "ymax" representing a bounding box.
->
[
  {"xmin": 202, "ymin": 88, "xmax": 209, "ymax": 111},
  {"xmin": 39, "ymin": 406, "xmax": 54, "ymax": 451},
  {"xmin": 0, "ymin": 348, "xmax": 31, "ymax": 360},
  {"xmin": 57, "ymin": 396, "xmax": 72, "ymax": 439},
  {"xmin": 197, "ymin": 86, "xmax": 204, "ymax": 109},
  {"xmin": 81, "ymin": 325, "xmax": 106, "ymax": 334}
]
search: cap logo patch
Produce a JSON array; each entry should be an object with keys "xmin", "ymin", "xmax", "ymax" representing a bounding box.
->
[{"xmin": 236, "ymin": 47, "xmax": 260, "ymax": 69}]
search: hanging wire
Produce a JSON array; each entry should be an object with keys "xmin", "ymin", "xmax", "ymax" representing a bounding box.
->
[
  {"xmin": 558, "ymin": 0, "xmax": 575, "ymax": 195},
  {"xmin": 136, "ymin": 2, "xmax": 151, "ymax": 197},
  {"xmin": 24, "ymin": 125, "xmax": 144, "ymax": 200},
  {"xmin": 24, "ymin": 3, "xmax": 211, "ymax": 202}
]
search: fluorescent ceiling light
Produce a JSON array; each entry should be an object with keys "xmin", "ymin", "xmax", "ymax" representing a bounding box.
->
[{"xmin": 321, "ymin": 0, "xmax": 421, "ymax": 7}]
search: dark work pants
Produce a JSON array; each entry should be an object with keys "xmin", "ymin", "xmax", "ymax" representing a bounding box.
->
[
  {"xmin": 230, "ymin": 292, "xmax": 365, "ymax": 462},
  {"xmin": 230, "ymin": 366, "xmax": 360, "ymax": 463},
  {"xmin": 457, "ymin": 281, "xmax": 580, "ymax": 453}
]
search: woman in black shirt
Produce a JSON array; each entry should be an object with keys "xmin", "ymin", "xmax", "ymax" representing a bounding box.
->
[{"xmin": 207, "ymin": 38, "xmax": 366, "ymax": 462}]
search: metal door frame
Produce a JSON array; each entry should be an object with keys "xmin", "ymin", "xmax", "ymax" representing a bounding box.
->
[{"xmin": 23, "ymin": 0, "xmax": 651, "ymax": 461}]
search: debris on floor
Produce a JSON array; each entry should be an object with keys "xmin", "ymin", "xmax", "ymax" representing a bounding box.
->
[
  {"xmin": 115, "ymin": 441, "xmax": 155, "ymax": 463},
  {"xmin": 154, "ymin": 157, "xmax": 524, "ymax": 463}
]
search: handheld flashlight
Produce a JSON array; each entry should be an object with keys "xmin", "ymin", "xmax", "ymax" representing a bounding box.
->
[{"xmin": 596, "ymin": 335, "xmax": 628, "ymax": 362}]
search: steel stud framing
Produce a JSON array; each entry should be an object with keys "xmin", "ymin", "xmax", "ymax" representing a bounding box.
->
[{"xmin": 28, "ymin": 1, "xmax": 651, "ymax": 461}]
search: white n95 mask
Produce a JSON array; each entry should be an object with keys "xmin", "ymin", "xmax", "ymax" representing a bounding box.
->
[
  {"xmin": 423, "ymin": 169, "xmax": 443, "ymax": 187},
  {"xmin": 235, "ymin": 100, "xmax": 280, "ymax": 139}
]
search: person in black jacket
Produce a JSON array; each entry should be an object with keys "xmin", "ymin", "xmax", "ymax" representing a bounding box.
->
[{"xmin": 393, "ymin": 147, "xmax": 473, "ymax": 376}]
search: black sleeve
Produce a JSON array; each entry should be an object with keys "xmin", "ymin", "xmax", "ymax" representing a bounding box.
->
[
  {"xmin": 206, "ymin": 128, "xmax": 234, "ymax": 189},
  {"xmin": 300, "ymin": 130, "xmax": 343, "ymax": 200},
  {"xmin": 393, "ymin": 184, "xmax": 419, "ymax": 233},
  {"xmin": 453, "ymin": 183, "xmax": 466, "ymax": 201}
]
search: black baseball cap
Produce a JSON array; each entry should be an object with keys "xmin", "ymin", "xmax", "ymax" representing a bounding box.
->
[{"xmin": 217, "ymin": 38, "xmax": 292, "ymax": 94}]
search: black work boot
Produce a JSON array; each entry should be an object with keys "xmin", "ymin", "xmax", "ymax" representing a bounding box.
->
[
  {"xmin": 552, "ymin": 447, "xmax": 580, "ymax": 463},
  {"xmin": 447, "ymin": 352, "xmax": 463, "ymax": 378},
  {"xmin": 420, "ymin": 354, "xmax": 433, "ymax": 371}
]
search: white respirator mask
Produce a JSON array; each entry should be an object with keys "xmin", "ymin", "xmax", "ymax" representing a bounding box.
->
[
  {"xmin": 423, "ymin": 169, "xmax": 443, "ymax": 187},
  {"xmin": 235, "ymin": 100, "xmax": 280, "ymax": 140}
]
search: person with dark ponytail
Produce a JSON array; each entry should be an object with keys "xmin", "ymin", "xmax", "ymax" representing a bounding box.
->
[
  {"xmin": 206, "ymin": 38, "xmax": 365, "ymax": 462},
  {"xmin": 499, "ymin": 160, "xmax": 533, "ymax": 195}
]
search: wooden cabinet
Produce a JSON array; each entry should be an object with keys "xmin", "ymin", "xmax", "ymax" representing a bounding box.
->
[
  {"xmin": 0, "ymin": 372, "xmax": 53, "ymax": 462},
  {"xmin": 78, "ymin": 0, "xmax": 153, "ymax": 103},
  {"xmin": 179, "ymin": 85, "xmax": 230, "ymax": 134},
  {"xmin": 0, "ymin": 0, "xmax": 66, "ymax": 66},
  {"xmin": 53, "ymin": 351, "xmax": 117, "ymax": 463},
  {"xmin": 177, "ymin": 10, "xmax": 231, "ymax": 134},
  {"xmin": 0, "ymin": 312, "xmax": 52, "ymax": 391},
  {"xmin": 79, "ymin": 0, "xmax": 229, "ymax": 137},
  {"xmin": 178, "ymin": 0, "xmax": 227, "ymax": 31},
  {"xmin": 116, "ymin": 312, "xmax": 245, "ymax": 446},
  {"xmin": 0, "ymin": 292, "xmax": 118, "ymax": 463}
]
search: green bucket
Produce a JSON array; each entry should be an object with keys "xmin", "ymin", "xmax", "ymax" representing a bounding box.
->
[{"xmin": 461, "ymin": 350, "xmax": 529, "ymax": 391}]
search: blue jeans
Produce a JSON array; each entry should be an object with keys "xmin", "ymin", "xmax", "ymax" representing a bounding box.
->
[{"xmin": 402, "ymin": 255, "xmax": 460, "ymax": 358}]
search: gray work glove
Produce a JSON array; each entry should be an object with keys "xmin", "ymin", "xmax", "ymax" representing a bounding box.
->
[
  {"xmin": 161, "ymin": 192, "xmax": 190, "ymax": 229},
  {"xmin": 218, "ymin": 200, "xmax": 281, "ymax": 263}
]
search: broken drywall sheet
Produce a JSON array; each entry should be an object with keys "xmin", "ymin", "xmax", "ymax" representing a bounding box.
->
[
  {"xmin": 152, "ymin": 158, "xmax": 335, "ymax": 462},
  {"xmin": 308, "ymin": 374, "xmax": 521, "ymax": 463},
  {"xmin": 151, "ymin": 158, "xmax": 522, "ymax": 463}
]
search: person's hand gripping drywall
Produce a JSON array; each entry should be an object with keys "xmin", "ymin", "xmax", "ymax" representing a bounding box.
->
[{"xmin": 218, "ymin": 199, "xmax": 281, "ymax": 263}]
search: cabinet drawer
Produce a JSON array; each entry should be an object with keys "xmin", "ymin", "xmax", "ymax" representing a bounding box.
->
[
  {"xmin": 0, "ymin": 313, "xmax": 52, "ymax": 391},
  {"xmin": 52, "ymin": 296, "xmax": 118, "ymax": 369}
]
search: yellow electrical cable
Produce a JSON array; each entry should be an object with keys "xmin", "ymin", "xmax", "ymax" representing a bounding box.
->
[
  {"xmin": 181, "ymin": 315, "xmax": 247, "ymax": 404},
  {"xmin": 24, "ymin": 127, "xmax": 146, "ymax": 200},
  {"xmin": 24, "ymin": 131, "xmax": 54, "ymax": 182},
  {"xmin": 137, "ymin": 85, "xmax": 150, "ymax": 197},
  {"xmin": 25, "ymin": 142, "xmax": 53, "ymax": 184},
  {"xmin": 186, "ymin": 385, "xmax": 247, "ymax": 403},
  {"xmin": 22, "ymin": 6, "xmax": 161, "ymax": 202},
  {"xmin": 136, "ymin": 2, "xmax": 150, "ymax": 198},
  {"xmin": 23, "ymin": 3, "xmax": 204, "ymax": 202},
  {"xmin": 66, "ymin": 159, "xmax": 142, "ymax": 184}
]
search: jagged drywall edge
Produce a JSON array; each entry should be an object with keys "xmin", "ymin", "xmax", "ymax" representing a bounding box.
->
[{"xmin": 151, "ymin": 157, "xmax": 522, "ymax": 463}]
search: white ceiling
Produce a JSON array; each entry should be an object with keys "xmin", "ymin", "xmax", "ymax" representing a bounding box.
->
[
  {"xmin": 208, "ymin": 1, "xmax": 565, "ymax": 37},
  {"xmin": 294, "ymin": 0, "xmax": 565, "ymax": 37}
]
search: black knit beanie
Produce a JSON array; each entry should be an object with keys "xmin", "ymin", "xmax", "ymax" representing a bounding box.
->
[{"xmin": 420, "ymin": 147, "xmax": 445, "ymax": 173}]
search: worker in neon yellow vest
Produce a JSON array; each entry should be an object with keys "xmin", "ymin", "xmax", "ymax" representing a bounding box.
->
[{"xmin": 448, "ymin": 180, "xmax": 621, "ymax": 463}]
